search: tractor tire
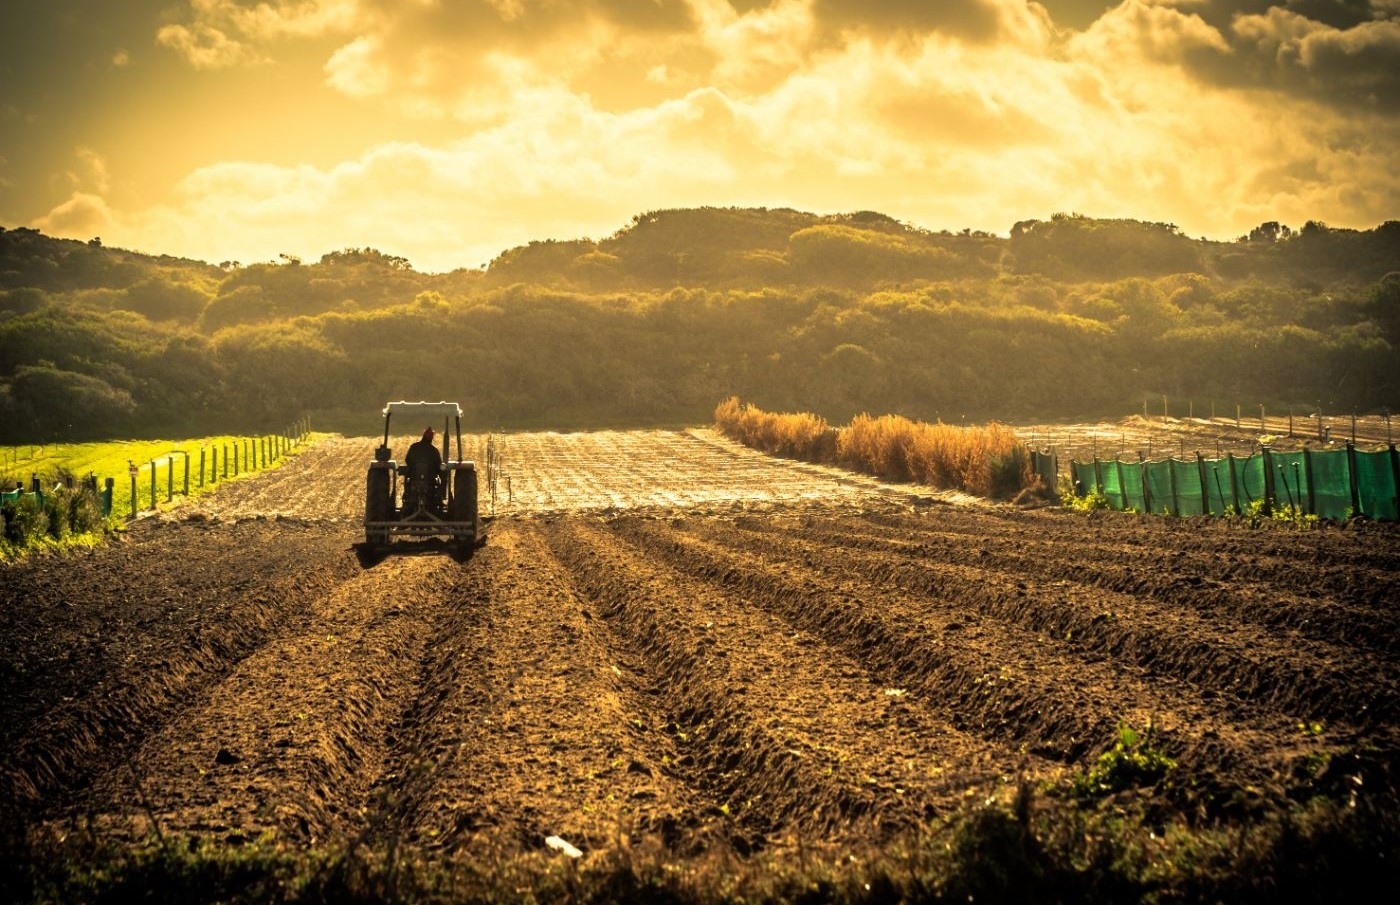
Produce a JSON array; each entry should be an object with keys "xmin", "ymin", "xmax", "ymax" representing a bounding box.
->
[
  {"xmin": 450, "ymin": 466, "xmax": 479, "ymax": 550},
  {"xmin": 365, "ymin": 466, "xmax": 391, "ymax": 547}
]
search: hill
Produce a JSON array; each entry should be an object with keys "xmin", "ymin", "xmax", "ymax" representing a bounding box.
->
[{"xmin": 1, "ymin": 210, "xmax": 1397, "ymax": 441}]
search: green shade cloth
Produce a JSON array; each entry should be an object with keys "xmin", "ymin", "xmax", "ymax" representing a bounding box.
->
[{"xmin": 1067, "ymin": 446, "xmax": 1396, "ymax": 522}]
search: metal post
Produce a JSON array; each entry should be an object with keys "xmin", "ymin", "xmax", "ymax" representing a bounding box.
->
[
  {"xmin": 1346, "ymin": 443, "xmax": 1360, "ymax": 517},
  {"xmin": 1302, "ymin": 448, "xmax": 1315, "ymax": 515},
  {"xmin": 1260, "ymin": 404, "xmax": 1266, "ymax": 434},
  {"xmin": 1139, "ymin": 454, "xmax": 1151, "ymax": 514},
  {"xmin": 1261, "ymin": 446, "xmax": 1275, "ymax": 515},
  {"xmin": 1227, "ymin": 453, "xmax": 1240, "ymax": 515},
  {"xmin": 1288, "ymin": 407, "xmax": 1293, "ymax": 437}
]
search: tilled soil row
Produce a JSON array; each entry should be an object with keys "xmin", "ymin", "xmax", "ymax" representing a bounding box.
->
[
  {"xmin": 374, "ymin": 526, "xmax": 729, "ymax": 857},
  {"xmin": 606, "ymin": 515, "xmax": 1346, "ymax": 805},
  {"xmin": 711, "ymin": 518, "xmax": 1398, "ymax": 726},
  {"xmin": 1, "ymin": 520, "xmax": 359, "ymax": 821},
  {"xmin": 72, "ymin": 552, "xmax": 460, "ymax": 845},
  {"xmin": 540, "ymin": 518, "xmax": 1053, "ymax": 848},
  {"xmin": 806, "ymin": 509, "xmax": 1400, "ymax": 652}
]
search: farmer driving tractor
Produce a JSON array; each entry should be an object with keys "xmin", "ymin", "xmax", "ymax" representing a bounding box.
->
[{"xmin": 403, "ymin": 426, "xmax": 444, "ymax": 509}]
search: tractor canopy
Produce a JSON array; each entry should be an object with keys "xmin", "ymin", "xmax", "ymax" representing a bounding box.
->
[
  {"xmin": 379, "ymin": 401, "xmax": 465, "ymax": 464},
  {"xmin": 383, "ymin": 401, "xmax": 463, "ymax": 418}
]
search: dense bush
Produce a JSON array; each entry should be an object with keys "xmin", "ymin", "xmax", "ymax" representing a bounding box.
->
[
  {"xmin": 2, "ymin": 494, "xmax": 48, "ymax": 545},
  {"xmin": 0, "ymin": 480, "xmax": 106, "ymax": 554},
  {"xmin": 2, "ymin": 211, "xmax": 1398, "ymax": 443}
]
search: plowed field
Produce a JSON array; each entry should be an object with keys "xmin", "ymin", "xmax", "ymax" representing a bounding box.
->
[{"xmin": 3, "ymin": 429, "xmax": 1399, "ymax": 897}]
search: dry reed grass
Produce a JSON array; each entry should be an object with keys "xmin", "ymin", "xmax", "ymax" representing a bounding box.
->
[{"xmin": 715, "ymin": 397, "xmax": 1030, "ymax": 498}]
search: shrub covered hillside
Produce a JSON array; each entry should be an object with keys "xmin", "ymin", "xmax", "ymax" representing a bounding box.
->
[{"xmin": 2, "ymin": 210, "xmax": 1398, "ymax": 441}]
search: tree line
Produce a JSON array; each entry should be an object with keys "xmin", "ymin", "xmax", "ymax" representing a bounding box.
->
[{"xmin": 1, "ymin": 209, "xmax": 1397, "ymax": 442}]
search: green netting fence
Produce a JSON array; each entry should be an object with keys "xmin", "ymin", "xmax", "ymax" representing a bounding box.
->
[{"xmin": 1065, "ymin": 445, "xmax": 1400, "ymax": 521}]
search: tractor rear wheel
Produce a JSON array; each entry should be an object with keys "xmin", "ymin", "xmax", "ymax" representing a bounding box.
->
[
  {"xmin": 450, "ymin": 466, "xmax": 479, "ymax": 551},
  {"xmin": 366, "ymin": 467, "xmax": 391, "ymax": 547}
]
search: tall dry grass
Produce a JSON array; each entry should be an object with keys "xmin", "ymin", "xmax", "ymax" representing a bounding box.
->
[
  {"xmin": 713, "ymin": 397, "xmax": 837, "ymax": 462},
  {"xmin": 715, "ymin": 398, "xmax": 1030, "ymax": 498}
]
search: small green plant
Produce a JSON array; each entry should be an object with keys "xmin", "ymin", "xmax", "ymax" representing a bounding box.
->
[
  {"xmin": 1270, "ymin": 503, "xmax": 1321, "ymax": 529},
  {"xmin": 1072, "ymin": 722, "xmax": 1177, "ymax": 797},
  {"xmin": 1065, "ymin": 489, "xmax": 1111, "ymax": 512}
]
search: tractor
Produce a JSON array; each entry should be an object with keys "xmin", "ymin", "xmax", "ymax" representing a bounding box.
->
[{"xmin": 364, "ymin": 401, "xmax": 484, "ymax": 553}]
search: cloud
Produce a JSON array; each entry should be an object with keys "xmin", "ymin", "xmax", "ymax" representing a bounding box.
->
[
  {"xmin": 156, "ymin": 22, "xmax": 267, "ymax": 68},
  {"xmin": 156, "ymin": 0, "xmax": 363, "ymax": 67},
  {"xmin": 34, "ymin": 192, "xmax": 115, "ymax": 239},
  {"xmin": 1232, "ymin": 6, "xmax": 1400, "ymax": 107},
  {"xmin": 71, "ymin": 0, "xmax": 1396, "ymax": 271}
]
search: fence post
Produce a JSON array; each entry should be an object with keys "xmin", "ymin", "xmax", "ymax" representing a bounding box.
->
[
  {"xmin": 149, "ymin": 460, "xmax": 157, "ymax": 511},
  {"xmin": 1197, "ymin": 453, "xmax": 1210, "ymax": 515},
  {"xmin": 1260, "ymin": 404, "xmax": 1266, "ymax": 434},
  {"xmin": 183, "ymin": 454, "xmax": 190, "ymax": 496},
  {"xmin": 1302, "ymin": 447, "xmax": 1316, "ymax": 515},
  {"xmin": 200, "ymin": 448, "xmax": 206, "ymax": 487},
  {"xmin": 222, "ymin": 445, "xmax": 229, "ymax": 479},
  {"xmin": 103, "ymin": 477, "xmax": 114, "ymax": 518},
  {"xmin": 1261, "ymin": 446, "xmax": 1275, "ymax": 514},
  {"xmin": 1227, "ymin": 453, "xmax": 1240, "ymax": 515},
  {"xmin": 1390, "ymin": 446, "xmax": 1400, "ymax": 520},
  {"xmin": 129, "ymin": 467, "xmax": 138, "ymax": 519},
  {"xmin": 1093, "ymin": 457, "xmax": 1104, "ymax": 496},
  {"xmin": 1115, "ymin": 458, "xmax": 1127, "ymax": 511},
  {"xmin": 1346, "ymin": 443, "xmax": 1360, "ymax": 518},
  {"xmin": 167, "ymin": 457, "xmax": 174, "ymax": 502},
  {"xmin": 1168, "ymin": 456, "xmax": 1180, "ymax": 516},
  {"xmin": 1140, "ymin": 454, "xmax": 1152, "ymax": 514}
]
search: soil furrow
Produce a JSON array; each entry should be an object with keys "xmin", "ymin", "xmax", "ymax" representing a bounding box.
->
[
  {"xmin": 2, "ymin": 523, "xmax": 358, "ymax": 823},
  {"xmin": 382, "ymin": 524, "xmax": 725, "ymax": 858},
  {"xmin": 759, "ymin": 511, "xmax": 1400, "ymax": 653},
  {"xmin": 607, "ymin": 515, "xmax": 1338, "ymax": 804},
  {"xmin": 542, "ymin": 517, "xmax": 1060, "ymax": 845},
  {"xmin": 709, "ymin": 518, "xmax": 1399, "ymax": 726},
  {"xmin": 63, "ymin": 553, "xmax": 455, "ymax": 845}
]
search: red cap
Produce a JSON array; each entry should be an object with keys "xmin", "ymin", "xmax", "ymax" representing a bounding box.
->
[{"xmin": 422, "ymin": 427, "xmax": 434, "ymax": 440}]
